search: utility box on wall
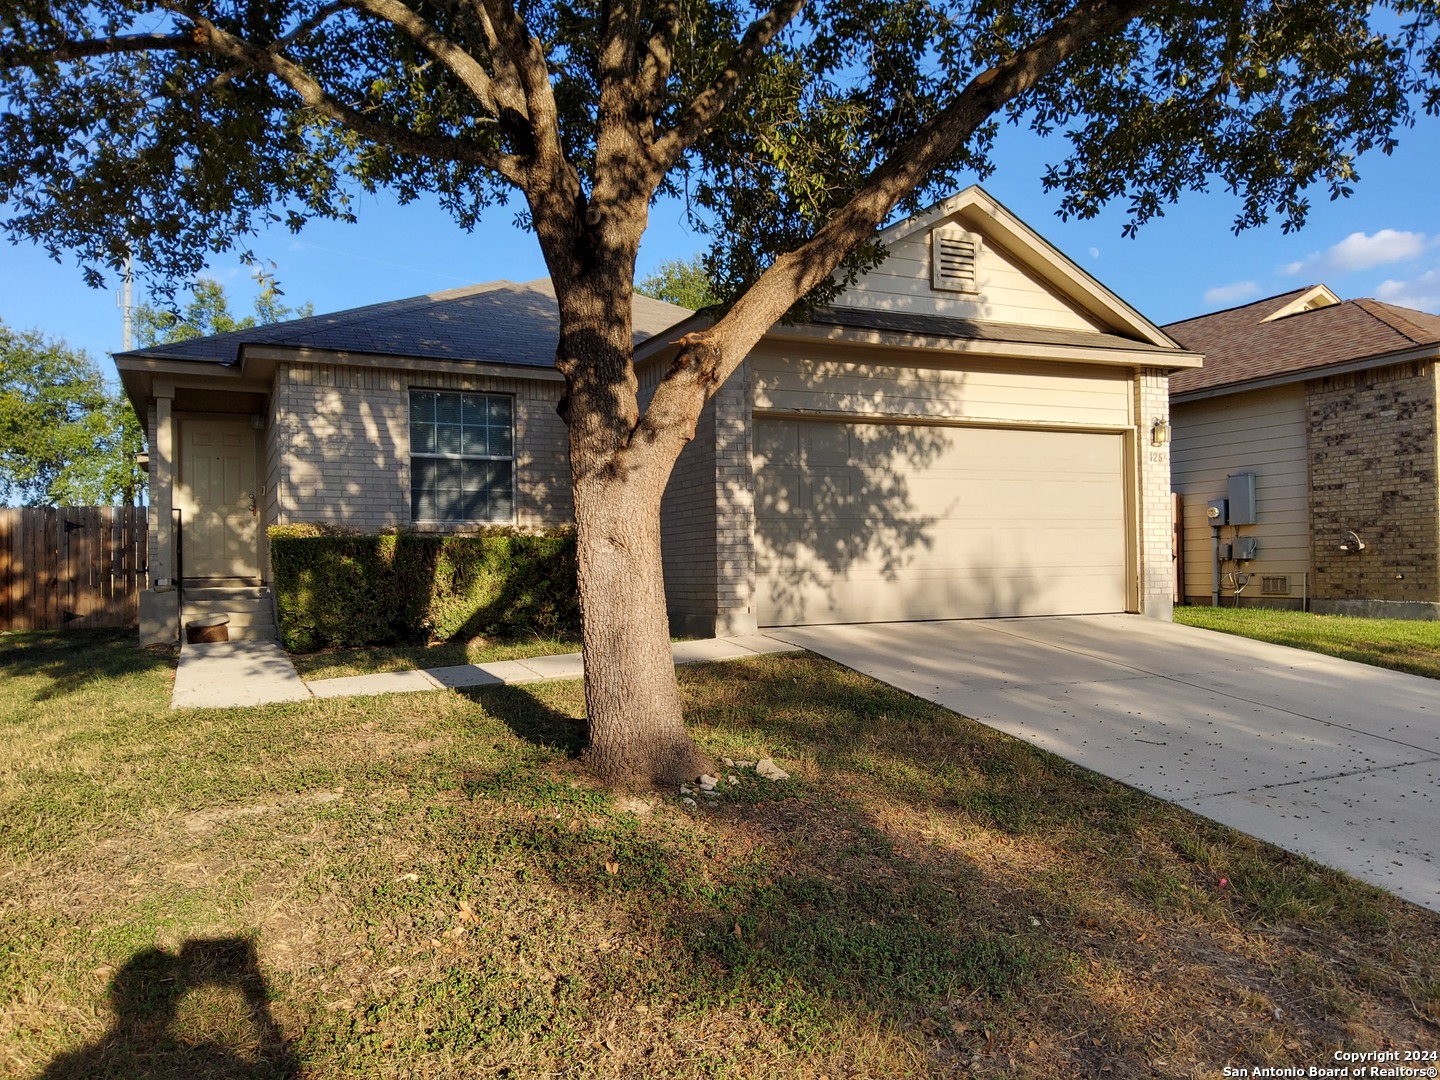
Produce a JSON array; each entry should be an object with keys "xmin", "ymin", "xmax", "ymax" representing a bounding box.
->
[
  {"xmin": 1227, "ymin": 472, "xmax": 1257, "ymax": 525},
  {"xmin": 1206, "ymin": 498, "xmax": 1228, "ymax": 525}
]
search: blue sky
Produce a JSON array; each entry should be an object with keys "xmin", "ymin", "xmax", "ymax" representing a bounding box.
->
[{"xmin": 2, "ymin": 119, "xmax": 1438, "ymax": 364}]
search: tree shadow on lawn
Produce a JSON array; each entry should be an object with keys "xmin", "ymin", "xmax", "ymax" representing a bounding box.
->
[
  {"xmin": 0, "ymin": 628, "xmax": 174, "ymax": 703},
  {"xmin": 39, "ymin": 936, "xmax": 298, "ymax": 1080},
  {"xmin": 460, "ymin": 682, "xmax": 588, "ymax": 756},
  {"xmin": 432, "ymin": 656, "xmax": 1426, "ymax": 1075}
]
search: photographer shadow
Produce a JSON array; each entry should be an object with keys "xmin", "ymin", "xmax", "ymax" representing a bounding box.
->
[{"xmin": 41, "ymin": 937, "xmax": 298, "ymax": 1080}]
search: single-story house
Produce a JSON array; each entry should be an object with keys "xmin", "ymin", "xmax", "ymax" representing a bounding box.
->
[
  {"xmin": 115, "ymin": 185, "xmax": 1200, "ymax": 645},
  {"xmin": 1167, "ymin": 285, "xmax": 1440, "ymax": 617}
]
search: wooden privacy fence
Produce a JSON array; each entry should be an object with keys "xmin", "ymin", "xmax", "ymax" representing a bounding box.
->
[{"xmin": 0, "ymin": 507, "xmax": 148, "ymax": 631}]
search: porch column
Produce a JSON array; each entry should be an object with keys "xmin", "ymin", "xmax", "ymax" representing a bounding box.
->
[
  {"xmin": 138, "ymin": 384, "xmax": 179, "ymax": 644},
  {"xmin": 152, "ymin": 385, "xmax": 176, "ymax": 584}
]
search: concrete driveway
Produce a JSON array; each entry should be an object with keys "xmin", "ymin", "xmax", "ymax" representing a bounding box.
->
[{"xmin": 770, "ymin": 615, "xmax": 1440, "ymax": 912}]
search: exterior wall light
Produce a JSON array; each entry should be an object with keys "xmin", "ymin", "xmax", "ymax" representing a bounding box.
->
[
  {"xmin": 1150, "ymin": 418, "xmax": 1170, "ymax": 447},
  {"xmin": 1339, "ymin": 530, "xmax": 1366, "ymax": 553}
]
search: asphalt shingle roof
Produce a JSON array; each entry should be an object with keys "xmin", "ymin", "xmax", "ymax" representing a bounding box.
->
[
  {"xmin": 1166, "ymin": 288, "xmax": 1440, "ymax": 395},
  {"xmin": 806, "ymin": 307, "xmax": 1174, "ymax": 352},
  {"xmin": 115, "ymin": 278, "xmax": 694, "ymax": 369}
]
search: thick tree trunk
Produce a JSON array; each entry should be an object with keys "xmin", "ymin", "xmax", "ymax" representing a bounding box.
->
[
  {"xmin": 547, "ymin": 250, "xmax": 713, "ymax": 788},
  {"xmin": 571, "ymin": 461, "xmax": 712, "ymax": 787}
]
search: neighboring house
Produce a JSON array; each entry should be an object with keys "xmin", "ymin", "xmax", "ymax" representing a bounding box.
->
[
  {"xmin": 1167, "ymin": 285, "xmax": 1440, "ymax": 617},
  {"xmin": 116, "ymin": 185, "xmax": 1199, "ymax": 645}
]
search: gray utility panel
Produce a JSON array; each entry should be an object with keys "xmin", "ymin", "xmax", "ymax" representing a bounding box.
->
[{"xmin": 1227, "ymin": 472, "xmax": 1257, "ymax": 525}]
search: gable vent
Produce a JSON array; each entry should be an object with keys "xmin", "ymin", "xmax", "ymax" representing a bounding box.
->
[{"xmin": 931, "ymin": 227, "xmax": 982, "ymax": 294}]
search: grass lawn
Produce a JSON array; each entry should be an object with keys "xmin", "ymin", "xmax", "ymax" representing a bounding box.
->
[
  {"xmin": 2, "ymin": 630, "xmax": 1438, "ymax": 1078},
  {"xmin": 290, "ymin": 633, "xmax": 584, "ymax": 680},
  {"xmin": 1174, "ymin": 606, "xmax": 1440, "ymax": 680}
]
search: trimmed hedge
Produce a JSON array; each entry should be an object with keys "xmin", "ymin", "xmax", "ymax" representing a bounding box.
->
[{"xmin": 269, "ymin": 524, "xmax": 580, "ymax": 653}]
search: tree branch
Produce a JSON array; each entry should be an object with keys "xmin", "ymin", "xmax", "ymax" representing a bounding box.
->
[
  {"xmin": 473, "ymin": 0, "xmax": 586, "ymax": 257},
  {"xmin": 181, "ymin": 10, "xmax": 525, "ymax": 183},
  {"xmin": 636, "ymin": 0, "xmax": 1160, "ymax": 453},
  {"xmin": 638, "ymin": 0, "xmax": 682, "ymax": 112},
  {"xmin": 649, "ymin": 0, "xmax": 807, "ymax": 172},
  {"xmin": 346, "ymin": 0, "xmax": 501, "ymax": 115},
  {"xmin": 0, "ymin": 32, "xmax": 202, "ymax": 69},
  {"xmin": 454, "ymin": 0, "xmax": 526, "ymax": 117},
  {"xmin": 598, "ymin": 0, "xmax": 641, "ymax": 91}
]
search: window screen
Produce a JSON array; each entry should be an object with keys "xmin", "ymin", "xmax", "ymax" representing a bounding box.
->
[{"xmin": 409, "ymin": 390, "xmax": 515, "ymax": 522}]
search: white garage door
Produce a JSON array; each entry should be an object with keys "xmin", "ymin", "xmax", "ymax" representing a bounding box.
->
[{"xmin": 754, "ymin": 418, "xmax": 1128, "ymax": 625}]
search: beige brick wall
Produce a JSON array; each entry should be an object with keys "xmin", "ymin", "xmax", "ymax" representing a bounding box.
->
[
  {"xmin": 648, "ymin": 356, "xmax": 758, "ymax": 637},
  {"xmin": 713, "ymin": 364, "xmax": 757, "ymax": 634},
  {"xmin": 271, "ymin": 361, "xmax": 574, "ymax": 531},
  {"xmin": 1135, "ymin": 368, "xmax": 1174, "ymax": 618},
  {"xmin": 1308, "ymin": 361, "xmax": 1439, "ymax": 603}
]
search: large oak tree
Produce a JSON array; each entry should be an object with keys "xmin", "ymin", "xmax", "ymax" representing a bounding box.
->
[{"xmin": 3, "ymin": 0, "xmax": 1437, "ymax": 785}]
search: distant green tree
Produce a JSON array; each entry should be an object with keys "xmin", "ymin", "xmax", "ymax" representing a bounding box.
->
[
  {"xmin": 0, "ymin": 323, "xmax": 143, "ymax": 506},
  {"xmin": 637, "ymin": 257, "xmax": 718, "ymax": 312},
  {"xmin": 134, "ymin": 272, "xmax": 314, "ymax": 347}
]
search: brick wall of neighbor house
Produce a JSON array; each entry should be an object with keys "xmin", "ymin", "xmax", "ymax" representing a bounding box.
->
[
  {"xmin": 1135, "ymin": 368, "xmax": 1174, "ymax": 618},
  {"xmin": 1308, "ymin": 361, "xmax": 1440, "ymax": 604},
  {"xmin": 270, "ymin": 361, "xmax": 574, "ymax": 531}
]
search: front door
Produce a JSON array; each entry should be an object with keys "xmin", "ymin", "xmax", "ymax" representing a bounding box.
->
[{"xmin": 176, "ymin": 419, "xmax": 260, "ymax": 580}]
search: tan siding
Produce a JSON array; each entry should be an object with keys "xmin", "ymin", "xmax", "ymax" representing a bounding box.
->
[
  {"xmin": 828, "ymin": 222, "xmax": 1105, "ymax": 332},
  {"xmin": 1171, "ymin": 385, "xmax": 1310, "ymax": 605},
  {"xmin": 750, "ymin": 344, "xmax": 1131, "ymax": 427}
]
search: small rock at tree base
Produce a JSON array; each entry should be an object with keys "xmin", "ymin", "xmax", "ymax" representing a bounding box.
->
[
  {"xmin": 755, "ymin": 758, "xmax": 789, "ymax": 781},
  {"xmin": 698, "ymin": 774, "xmax": 719, "ymax": 791},
  {"xmin": 722, "ymin": 757, "xmax": 735, "ymax": 767}
]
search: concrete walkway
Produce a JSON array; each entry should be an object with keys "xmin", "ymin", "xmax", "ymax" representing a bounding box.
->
[
  {"xmin": 171, "ymin": 634, "xmax": 799, "ymax": 710},
  {"xmin": 772, "ymin": 615, "xmax": 1440, "ymax": 913}
]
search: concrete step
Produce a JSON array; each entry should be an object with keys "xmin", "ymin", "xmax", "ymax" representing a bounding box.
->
[
  {"xmin": 183, "ymin": 597, "xmax": 272, "ymax": 618},
  {"xmin": 220, "ymin": 624, "xmax": 278, "ymax": 643},
  {"xmin": 184, "ymin": 586, "xmax": 273, "ymax": 603},
  {"xmin": 182, "ymin": 586, "xmax": 277, "ymax": 642}
]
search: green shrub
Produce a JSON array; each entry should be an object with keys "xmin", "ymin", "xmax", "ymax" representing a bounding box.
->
[{"xmin": 268, "ymin": 525, "xmax": 580, "ymax": 652}]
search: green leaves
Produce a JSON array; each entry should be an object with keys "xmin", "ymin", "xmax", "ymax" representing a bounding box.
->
[
  {"xmin": 1029, "ymin": 0, "xmax": 1423, "ymax": 236},
  {"xmin": 132, "ymin": 271, "xmax": 314, "ymax": 346},
  {"xmin": 0, "ymin": 322, "xmax": 142, "ymax": 506},
  {"xmin": 1, "ymin": 0, "xmax": 1437, "ymax": 299},
  {"xmin": 637, "ymin": 255, "xmax": 718, "ymax": 310}
]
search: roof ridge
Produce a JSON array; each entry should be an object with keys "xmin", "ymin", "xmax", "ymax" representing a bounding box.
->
[
  {"xmin": 117, "ymin": 280, "xmax": 526, "ymax": 359},
  {"xmin": 254, "ymin": 280, "xmax": 518, "ymax": 339},
  {"xmin": 1350, "ymin": 297, "xmax": 1440, "ymax": 346},
  {"xmin": 1162, "ymin": 285, "xmax": 1315, "ymax": 329}
]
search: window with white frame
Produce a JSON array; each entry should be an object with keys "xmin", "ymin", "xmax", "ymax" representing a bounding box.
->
[{"xmin": 409, "ymin": 389, "xmax": 515, "ymax": 523}]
